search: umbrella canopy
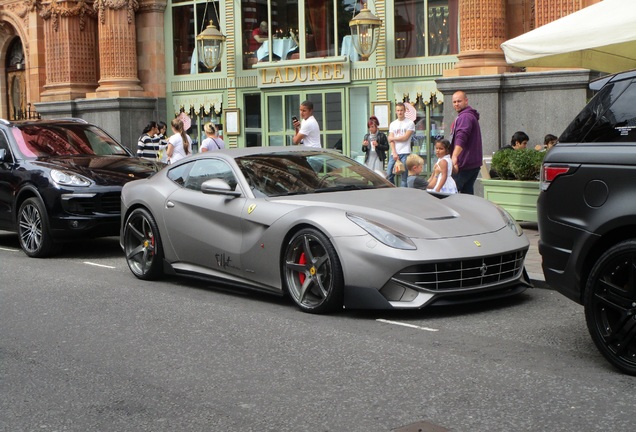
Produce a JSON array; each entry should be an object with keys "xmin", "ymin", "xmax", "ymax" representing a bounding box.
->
[
  {"xmin": 404, "ymin": 102, "xmax": 417, "ymax": 122},
  {"xmin": 500, "ymin": 0, "xmax": 636, "ymax": 73}
]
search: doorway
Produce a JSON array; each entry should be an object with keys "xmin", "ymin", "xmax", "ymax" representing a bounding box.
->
[{"xmin": 6, "ymin": 38, "xmax": 28, "ymax": 120}]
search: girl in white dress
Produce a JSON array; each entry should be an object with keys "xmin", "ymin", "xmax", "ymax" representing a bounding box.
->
[{"xmin": 427, "ymin": 138, "xmax": 458, "ymax": 194}]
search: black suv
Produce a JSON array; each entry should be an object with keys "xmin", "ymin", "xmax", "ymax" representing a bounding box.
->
[
  {"xmin": 0, "ymin": 118, "xmax": 162, "ymax": 257},
  {"xmin": 538, "ymin": 69, "xmax": 636, "ymax": 375}
]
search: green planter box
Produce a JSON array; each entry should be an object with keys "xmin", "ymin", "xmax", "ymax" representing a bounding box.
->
[{"xmin": 479, "ymin": 178, "xmax": 540, "ymax": 223}]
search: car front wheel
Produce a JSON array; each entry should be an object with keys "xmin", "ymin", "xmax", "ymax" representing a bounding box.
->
[
  {"xmin": 283, "ymin": 228, "xmax": 344, "ymax": 314},
  {"xmin": 123, "ymin": 208, "xmax": 164, "ymax": 280},
  {"xmin": 585, "ymin": 240, "xmax": 636, "ymax": 375},
  {"xmin": 18, "ymin": 197, "xmax": 54, "ymax": 258}
]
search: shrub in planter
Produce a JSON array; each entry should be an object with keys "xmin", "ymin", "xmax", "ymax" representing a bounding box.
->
[
  {"xmin": 491, "ymin": 148, "xmax": 545, "ymax": 180},
  {"xmin": 490, "ymin": 149, "xmax": 515, "ymax": 179}
]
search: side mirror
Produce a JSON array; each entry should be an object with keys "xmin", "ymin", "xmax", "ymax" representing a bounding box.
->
[
  {"xmin": 201, "ymin": 178, "xmax": 242, "ymax": 197},
  {"xmin": 0, "ymin": 149, "xmax": 5, "ymax": 163}
]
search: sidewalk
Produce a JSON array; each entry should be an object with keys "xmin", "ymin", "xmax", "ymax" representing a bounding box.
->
[{"xmin": 519, "ymin": 222, "xmax": 546, "ymax": 288}]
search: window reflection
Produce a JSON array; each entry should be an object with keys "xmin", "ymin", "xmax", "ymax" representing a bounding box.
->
[
  {"xmin": 172, "ymin": 1, "xmax": 223, "ymax": 75},
  {"xmin": 394, "ymin": 0, "xmax": 458, "ymax": 59},
  {"xmin": 240, "ymin": 0, "xmax": 357, "ymax": 69}
]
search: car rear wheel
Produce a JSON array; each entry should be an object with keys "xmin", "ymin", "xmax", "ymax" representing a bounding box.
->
[
  {"xmin": 283, "ymin": 228, "xmax": 344, "ymax": 314},
  {"xmin": 585, "ymin": 240, "xmax": 636, "ymax": 375},
  {"xmin": 123, "ymin": 208, "xmax": 164, "ymax": 280},
  {"xmin": 18, "ymin": 197, "xmax": 54, "ymax": 258}
]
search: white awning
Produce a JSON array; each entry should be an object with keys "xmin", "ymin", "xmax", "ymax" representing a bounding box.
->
[
  {"xmin": 500, "ymin": 0, "xmax": 636, "ymax": 74},
  {"xmin": 393, "ymin": 81, "xmax": 443, "ymax": 106},
  {"xmin": 173, "ymin": 93, "xmax": 223, "ymax": 116}
]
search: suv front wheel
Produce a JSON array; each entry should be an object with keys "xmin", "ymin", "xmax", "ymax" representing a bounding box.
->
[
  {"xmin": 584, "ymin": 240, "xmax": 636, "ymax": 375},
  {"xmin": 18, "ymin": 197, "xmax": 54, "ymax": 258}
]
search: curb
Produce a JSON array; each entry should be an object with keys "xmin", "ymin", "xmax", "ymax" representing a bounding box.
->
[{"xmin": 528, "ymin": 272, "xmax": 549, "ymax": 289}]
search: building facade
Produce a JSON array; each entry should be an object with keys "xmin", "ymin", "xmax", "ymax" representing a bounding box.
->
[{"xmin": 0, "ymin": 0, "xmax": 600, "ymax": 177}]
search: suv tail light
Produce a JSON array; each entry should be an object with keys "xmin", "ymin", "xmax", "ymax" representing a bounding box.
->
[{"xmin": 540, "ymin": 165, "xmax": 574, "ymax": 191}]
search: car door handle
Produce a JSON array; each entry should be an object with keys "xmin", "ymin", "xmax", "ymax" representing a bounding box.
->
[{"xmin": 166, "ymin": 201, "xmax": 175, "ymax": 208}]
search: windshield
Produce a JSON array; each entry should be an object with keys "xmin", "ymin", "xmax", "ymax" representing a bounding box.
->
[
  {"xmin": 12, "ymin": 123, "xmax": 131, "ymax": 158},
  {"xmin": 236, "ymin": 151, "xmax": 394, "ymax": 197}
]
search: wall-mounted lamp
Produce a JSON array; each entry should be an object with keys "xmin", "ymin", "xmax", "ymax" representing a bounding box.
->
[
  {"xmin": 196, "ymin": 1, "xmax": 226, "ymax": 70},
  {"xmin": 349, "ymin": 2, "xmax": 382, "ymax": 61}
]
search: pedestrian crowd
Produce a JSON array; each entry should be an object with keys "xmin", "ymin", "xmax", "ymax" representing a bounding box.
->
[
  {"xmin": 136, "ymin": 118, "xmax": 224, "ymax": 165},
  {"xmin": 138, "ymin": 89, "xmax": 553, "ymax": 192}
]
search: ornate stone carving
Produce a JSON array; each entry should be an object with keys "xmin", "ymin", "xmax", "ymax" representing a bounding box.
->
[
  {"xmin": 535, "ymin": 0, "xmax": 583, "ymax": 27},
  {"xmin": 7, "ymin": 0, "xmax": 41, "ymax": 27},
  {"xmin": 94, "ymin": 0, "xmax": 138, "ymax": 25},
  {"xmin": 40, "ymin": 0, "xmax": 96, "ymax": 32}
]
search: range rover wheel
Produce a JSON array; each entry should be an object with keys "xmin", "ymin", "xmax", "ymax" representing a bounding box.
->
[
  {"xmin": 123, "ymin": 208, "xmax": 164, "ymax": 280},
  {"xmin": 18, "ymin": 197, "xmax": 54, "ymax": 258},
  {"xmin": 585, "ymin": 240, "xmax": 636, "ymax": 375},
  {"xmin": 283, "ymin": 228, "xmax": 344, "ymax": 314}
]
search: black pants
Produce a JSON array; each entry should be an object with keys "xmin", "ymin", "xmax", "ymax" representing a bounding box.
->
[{"xmin": 452, "ymin": 167, "xmax": 480, "ymax": 194}]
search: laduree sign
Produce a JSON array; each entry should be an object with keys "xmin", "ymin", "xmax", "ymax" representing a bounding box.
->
[{"xmin": 257, "ymin": 59, "xmax": 351, "ymax": 88}]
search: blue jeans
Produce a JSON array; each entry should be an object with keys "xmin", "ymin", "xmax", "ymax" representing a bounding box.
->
[
  {"xmin": 452, "ymin": 167, "xmax": 480, "ymax": 194},
  {"xmin": 386, "ymin": 153, "xmax": 409, "ymax": 187}
]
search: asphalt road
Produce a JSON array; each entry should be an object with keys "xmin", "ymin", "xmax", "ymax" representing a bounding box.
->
[{"xmin": 1, "ymin": 232, "xmax": 635, "ymax": 432}]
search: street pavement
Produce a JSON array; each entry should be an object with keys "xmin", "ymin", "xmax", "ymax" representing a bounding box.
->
[{"xmin": 519, "ymin": 222, "xmax": 545, "ymax": 288}]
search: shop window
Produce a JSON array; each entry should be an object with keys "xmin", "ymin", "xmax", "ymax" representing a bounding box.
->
[
  {"xmin": 172, "ymin": 0, "xmax": 223, "ymax": 75},
  {"xmin": 394, "ymin": 0, "xmax": 458, "ymax": 59},
  {"xmin": 240, "ymin": 0, "xmax": 355, "ymax": 69}
]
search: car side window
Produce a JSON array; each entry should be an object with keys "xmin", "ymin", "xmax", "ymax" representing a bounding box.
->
[
  {"xmin": 0, "ymin": 132, "xmax": 13, "ymax": 163},
  {"xmin": 561, "ymin": 78, "xmax": 636, "ymax": 144},
  {"xmin": 589, "ymin": 79, "xmax": 636, "ymax": 143},
  {"xmin": 167, "ymin": 162, "xmax": 194, "ymax": 186},
  {"xmin": 183, "ymin": 159, "xmax": 238, "ymax": 192}
]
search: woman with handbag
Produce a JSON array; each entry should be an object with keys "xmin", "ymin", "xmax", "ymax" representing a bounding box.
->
[
  {"xmin": 361, "ymin": 116, "xmax": 389, "ymax": 174},
  {"xmin": 200, "ymin": 123, "xmax": 226, "ymax": 152}
]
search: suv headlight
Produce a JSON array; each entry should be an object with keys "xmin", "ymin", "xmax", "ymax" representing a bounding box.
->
[
  {"xmin": 347, "ymin": 213, "xmax": 416, "ymax": 250},
  {"xmin": 50, "ymin": 169, "xmax": 91, "ymax": 187}
]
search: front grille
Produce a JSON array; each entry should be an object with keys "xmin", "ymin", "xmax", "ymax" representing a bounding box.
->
[
  {"xmin": 63, "ymin": 192, "xmax": 121, "ymax": 215},
  {"xmin": 395, "ymin": 250, "xmax": 527, "ymax": 291}
]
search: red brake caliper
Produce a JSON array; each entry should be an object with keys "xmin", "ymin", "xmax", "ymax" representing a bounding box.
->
[{"xmin": 298, "ymin": 252, "xmax": 306, "ymax": 284}]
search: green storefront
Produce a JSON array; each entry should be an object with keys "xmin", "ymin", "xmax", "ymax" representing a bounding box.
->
[{"xmin": 166, "ymin": 0, "xmax": 457, "ymax": 173}]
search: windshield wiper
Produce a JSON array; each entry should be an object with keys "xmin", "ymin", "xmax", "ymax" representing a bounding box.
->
[{"xmin": 270, "ymin": 190, "xmax": 312, "ymax": 197}]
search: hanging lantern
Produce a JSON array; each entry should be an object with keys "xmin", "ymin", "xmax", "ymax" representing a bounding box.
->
[
  {"xmin": 349, "ymin": 3, "xmax": 382, "ymax": 61},
  {"xmin": 196, "ymin": 20, "xmax": 226, "ymax": 70}
]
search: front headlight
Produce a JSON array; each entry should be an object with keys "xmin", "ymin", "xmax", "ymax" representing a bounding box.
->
[
  {"xmin": 50, "ymin": 169, "xmax": 91, "ymax": 187},
  {"xmin": 347, "ymin": 213, "xmax": 416, "ymax": 250},
  {"xmin": 496, "ymin": 205, "xmax": 523, "ymax": 236}
]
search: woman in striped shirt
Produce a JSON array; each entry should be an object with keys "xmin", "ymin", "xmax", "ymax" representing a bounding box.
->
[{"xmin": 136, "ymin": 121, "xmax": 161, "ymax": 160}]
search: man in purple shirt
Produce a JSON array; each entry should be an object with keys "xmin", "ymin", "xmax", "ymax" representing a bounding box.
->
[{"xmin": 450, "ymin": 90, "xmax": 483, "ymax": 194}]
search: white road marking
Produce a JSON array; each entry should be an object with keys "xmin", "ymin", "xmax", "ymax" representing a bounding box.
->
[
  {"xmin": 376, "ymin": 318, "xmax": 439, "ymax": 332},
  {"xmin": 83, "ymin": 261, "xmax": 116, "ymax": 269},
  {"xmin": 0, "ymin": 247, "xmax": 19, "ymax": 252}
]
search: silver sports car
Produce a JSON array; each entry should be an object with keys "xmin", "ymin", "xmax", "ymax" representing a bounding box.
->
[{"xmin": 120, "ymin": 147, "xmax": 531, "ymax": 313}]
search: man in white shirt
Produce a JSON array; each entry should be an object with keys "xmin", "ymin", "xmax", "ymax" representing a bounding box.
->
[
  {"xmin": 386, "ymin": 102, "xmax": 415, "ymax": 186},
  {"xmin": 292, "ymin": 100, "xmax": 322, "ymax": 148}
]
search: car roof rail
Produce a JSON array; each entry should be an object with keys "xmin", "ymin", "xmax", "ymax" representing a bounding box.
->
[
  {"xmin": 0, "ymin": 119, "xmax": 10, "ymax": 125},
  {"xmin": 589, "ymin": 69, "xmax": 636, "ymax": 91},
  {"xmin": 55, "ymin": 117, "xmax": 89, "ymax": 123}
]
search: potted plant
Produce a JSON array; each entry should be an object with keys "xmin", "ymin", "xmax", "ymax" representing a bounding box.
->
[{"xmin": 480, "ymin": 148, "xmax": 545, "ymax": 222}]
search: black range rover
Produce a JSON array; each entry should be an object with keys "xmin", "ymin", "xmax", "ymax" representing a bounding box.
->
[
  {"xmin": 538, "ymin": 69, "xmax": 636, "ymax": 375},
  {"xmin": 0, "ymin": 118, "xmax": 162, "ymax": 257}
]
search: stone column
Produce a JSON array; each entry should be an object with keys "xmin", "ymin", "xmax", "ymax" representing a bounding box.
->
[
  {"xmin": 40, "ymin": 0, "xmax": 98, "ymax": 101},
  {"xmin": 445, "ymin": 0, "xmax": 510, "ymax": 76},
  {"xmin": 90, "ymin": 0, "xmax": 144, "ymax": 97},
  {"xmin": 534, "ymin": 0, "xmax": 587, "ymax": 27},
  {"xmin": 135, "ymin": 0, "xmax": 166, "ymax": 97}
]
